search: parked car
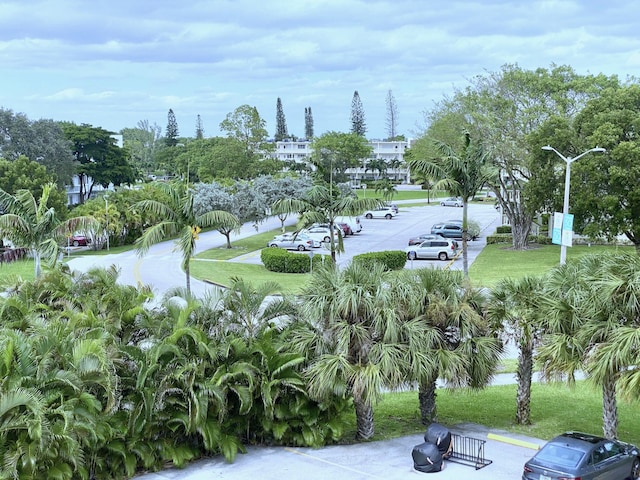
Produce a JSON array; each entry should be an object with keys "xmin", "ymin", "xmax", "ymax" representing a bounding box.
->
[
  {"xmin": 385, "ymin": 203, "xmax": 399, "ymax": 214},
  {"xmin": 405, "ymin": 239, "xmax": 459, "ymax": 261},
  {"xmin": 67, "ymin": 235, "xmax": 90, "ymax": 247},
  {"xmin": 431, "ymin": 222, "xmax": 464, "ymax": 239},
  {"xmin": 267, "ymin": 233, "xmax": 319, "ymax": 251},
  {"xmin": 300, "ymin": 226, "xmax": 340, "ymax": 243},
  {"xmin": 335, "ymin": 222, "xmax": 352, "ymax": 236},
  {"xmin": 440, "ymin": 197, "xmax": 463, "ymax": 207},
  {"xmin": 363, "ymin": 207, "xmax": 396, "ymax": 219},
  {"xmin": 334, "ymin": 215, "xmax": 362, "ymax": 234},
  {"xmin": 522, "ymin": 431, "xmax": 640, "ymax": 480},
  {"xmin": 407, "ymin": 233, "xmax": 445, "ymax": 246}
]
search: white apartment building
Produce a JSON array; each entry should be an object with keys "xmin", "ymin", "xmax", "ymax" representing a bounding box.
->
[{"xmin": 272, "ymin": 138, "xmax": 414, "ymax": 185}]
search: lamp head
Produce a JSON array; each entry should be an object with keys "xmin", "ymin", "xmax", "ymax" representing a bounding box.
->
[
  {"xmin": 592, "ymin": 147, "xmax": 607, "ymax": 153},
  {"xmin": 541, "ymin": 145, "xmax": 553, "ymax": 151}
]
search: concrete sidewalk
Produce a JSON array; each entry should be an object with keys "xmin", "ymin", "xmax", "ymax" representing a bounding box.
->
[{"xmin": 133, "ymin": 422, "xmax": 543, "ymax": 480}]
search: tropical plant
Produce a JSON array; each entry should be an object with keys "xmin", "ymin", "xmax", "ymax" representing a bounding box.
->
[
  {"xmin": 134, "ymin": 181, "xmax": 239, "ymax": 294},
  {"xmin": 537, "ymin": 253, "xmax": 640, "ymax": 439},
  {"xmin": 0, "ymin": 183, "xmax": 96, "ymax": 276},
  {"xmin": 487, "ymin": 275, "xmax": 545, "ymax": 424},
  {"xmin": 291, "ymin": 262, "xmax": 412, "ymax": 440},
  {"xmin": 400, "ymin": 267, "xmax": 502, "ymax": 424}
]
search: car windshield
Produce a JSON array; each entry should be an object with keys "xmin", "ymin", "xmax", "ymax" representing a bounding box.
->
[{"xmin": 536, "ymin": 444, "xmax": 585, "ymax": 468}]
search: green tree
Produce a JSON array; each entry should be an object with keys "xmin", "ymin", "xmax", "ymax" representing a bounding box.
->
[
  {"xmin": 570, "ymin": 84, "xmax": 640, "ymax": 252},
  {"xmin": 304, "ymin": 107, "xmax": 314, "ymax": 139},
  {"xmin": 165, "ymin": 108, "xmax": 179, "ymax": 147},
  {"xmin": 121, "ymin": 120, "xmax": 163, "ymax": 177},
  {"xmin": 0, "ymin": 108, "xmax": 76, "ymax": 186},
  {"xmin": 402, "ymin": 267, "xmax": 502, "ymax": 424},
  {"xmin": 135, "ymin": 181, "xmax": 239, "ymax": 294},
  {"xmin": 350, "ymin": 91, "xmax": 367, "ymax": 137},
  {"xmin": 220, "ymin": 105, "xmax": 274, "ymax": 161},
  {"xmin": 0, "ymin": 184, "xmax": 96, "ymax": 276},
  {"xmin": 62, "ymin": 123, "xmax": 137, "ymax": 203},
  {"xmin": 0, "ymin": 155, "xmax": 68, "ymax": 215},
  {"xmin": 311, "ymin": 131, "xmax": 372, "ymax": 184},
  {"xmin": 274, "ymin": 97, "xmax": 288, "ymax": 141},
  {"xmin": 537, "ymin": 253, "xmax": 640, "ymax": 439},
  {"xmin": 487, "ymin": 275, "xmax": 545, "ymax": 425},
  {"xmin": 409, "ymin": 130, "xmax": 495, "ymax": 275},
  {"xmin": 292, "ymin": 262, "xmax": 409, "ymax": 440}
]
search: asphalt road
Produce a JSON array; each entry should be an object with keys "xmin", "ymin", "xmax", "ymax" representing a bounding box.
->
[{"xmin": 67, "ymin": 202, "xmax": 501, "ymax": 298}]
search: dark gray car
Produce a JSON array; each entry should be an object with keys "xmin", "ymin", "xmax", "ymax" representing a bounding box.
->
[{"xmin": 522, "ymin": 431, "xmax": 640, "ymax": 480}]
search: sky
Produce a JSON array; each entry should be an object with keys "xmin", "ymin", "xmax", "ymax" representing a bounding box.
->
[{"xmin": 1, "ymin": 0, "xmax": 639, "ymax": 141}]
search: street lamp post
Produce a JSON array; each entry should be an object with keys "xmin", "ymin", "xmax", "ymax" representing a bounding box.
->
[
  {"xmin": 542, "ymin": 145, "xmax": 606, "ymax": 265},
  {"xmin": 105, "ymin": 195, "xmax": 110, "ymax": 251}
]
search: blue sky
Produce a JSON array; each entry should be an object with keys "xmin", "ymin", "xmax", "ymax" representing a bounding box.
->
[{"xmin": 1, "ymin": 0, "xmax": 638, "ymax": 140}]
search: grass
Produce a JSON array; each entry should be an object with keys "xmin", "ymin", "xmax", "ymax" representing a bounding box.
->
[
  {"xmin": 364, "ymin": 381, "xmax": 640, "ymax": 445},
  {"xmin": 468, "ymin": 243, "xmax": 635, "ymax": 288}
]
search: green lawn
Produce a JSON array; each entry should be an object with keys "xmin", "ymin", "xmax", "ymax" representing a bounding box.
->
[{"xmin": 369, "ymin": 380, "xmax": 640, "ymax": 445}]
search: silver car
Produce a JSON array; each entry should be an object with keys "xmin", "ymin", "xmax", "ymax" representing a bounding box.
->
[
  {"xmin": 440, "ymin": 197, "xmax": 463, "ymax": 207},
  {"xmin": 267, "ymin": 233, "xmax": 319, "ymax": 251},
  {"xmin": 405, "ymin": 239, "xmax": 459, "ymax": 261}
]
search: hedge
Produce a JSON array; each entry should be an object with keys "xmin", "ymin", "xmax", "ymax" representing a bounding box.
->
[
  {"xmin": 352, "ymin": 250, "xmax": 407, "ymax": 271},
  {"xmin": 261, "ymin": 247, "xmax": 329, "ymax": 273}
]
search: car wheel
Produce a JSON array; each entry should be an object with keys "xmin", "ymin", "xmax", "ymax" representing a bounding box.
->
[
  {"xmin": 365, "ymin": 213, "xmax": 373, "ymax": 219},
  {"xmin": 323, "ymin": 236, "xmax": 331, "ymax": 243},
  {"xmin": 440, "ymin": 202, "xmax": 445, "ymax": 206},
  {"xmin": 385, "ymin": 214, "xmax": 392, "ymax": 219},
  {"xmin": 631, "ymin": 458, "xmax": 640, "ymax": 479},
  {"xmin": 407, "ymin": 251, "xmax": 417, "ymax": 260},
  {"xmin": 456, "ymin": 203, "xmax": 461, "ymax": 207},
  {"xmin": 297, "ymin": 245, "xmax": 306, "ymax": 251},
  {"xmin": 269, "ymin": 244, "xmax": 278, "ymax": 248},
  {"xmin": 438, "ymin": 252, "xmax": 448, "ymax": 261},
  {"xmin": 73, "ymin": 240, "xmax": 80, "ymax": 247}
]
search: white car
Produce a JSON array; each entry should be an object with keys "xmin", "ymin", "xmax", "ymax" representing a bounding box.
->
[
  {"xmin": 363, "ymin": 207, "xmax": 396, "ymax": 219},
  {"xmin": 299, "ymin": 226, "xmax": 340, "ymax": 243},
  {"xmin": 405, "ymin": 239, "xmax": 459, "ymax": 261}
]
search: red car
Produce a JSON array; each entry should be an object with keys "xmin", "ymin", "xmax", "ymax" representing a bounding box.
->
[{"xmin": 68, "ymin": 235, "xmax": 90, "ymax": 247}]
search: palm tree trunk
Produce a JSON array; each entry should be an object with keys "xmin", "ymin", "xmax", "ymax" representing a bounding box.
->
[
  {"xmin": 418, "ymin": 375, "xmax": 438, "ymax": 425},
  {"xmin": 185, "ymin": 262, "xmax": 191, "ymax": 296},
  {"xmin": 462, "ymin": 202, "xmax": 469, "ymax": 276},
  {"xmin": 33, "ymin": 250, "xmax": 42, "ymax": 278},
  {"xmin": 515, "ymin": 342, "xmax": 533, "ymax": 425},
  {"xmin": 602, "ymin": 374, "xmax": 618, "ymax": 439},
  {"xmin": 353, "ymin": 396, "xmax": 374, "ymax": 441}
]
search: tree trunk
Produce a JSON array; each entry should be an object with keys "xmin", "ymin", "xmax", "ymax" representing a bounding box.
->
[
  {"xmin": 419, "ymin": 376, "xmax": 438, "ymax": 425},
  {"xmin": 602, "ymin": 374, "xmax": 618, "ymax": 439},
  {"xmin": 33, "ymin": 250, "xmax": 42, "ymax": 278},
  {"xmin": 224, "ymin": 231, "xmax": 232, "ymax": 249},
  {"xmin": 462, "ymin": 202, "xmax": 469, "ymax": 277},
  {"xmin": 185, "ymin": 262, "xmax": 191, "ymax": 296},
  {"xmin": 515, "ymin": 342, "xmax": 533, "ymax": 425},
  {"xmin": 353, "ymin": 397, "xmax": 374, "ymax": 441}
]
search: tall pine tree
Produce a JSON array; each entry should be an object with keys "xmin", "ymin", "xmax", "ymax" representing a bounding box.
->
[
  {"xmin": 305, "ymin": 107, "xmax": 314, "ymax": 139},
  {"xmin": 350, "ymin": 91, "xmax": 366, "ymax": 137},
  {"xmin": 165, "ymin": 109, "xmax": 179, "ymax": 146},
  {"xmin": 275, "ymin": 97, "xmax": 288, "ymax": 141},
  {"xmin": 195, "ymin": 114, "xmax": 204, "ymax": 139}
]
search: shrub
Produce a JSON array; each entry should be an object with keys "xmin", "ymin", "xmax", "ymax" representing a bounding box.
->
[
  {"xmin": 486, "ymin": 234, "xmax": 552, "ymax": 245},
  {"xmin": 261, "ymin": 248, "xmax": 328, "ymax": 273},
  {"xmin": 496, "ymin": 225, "xmax": 512, "ymax": 234},
  {"xmin": 352, "ymin": 250, "xmax": 406, "ymax": 271}
]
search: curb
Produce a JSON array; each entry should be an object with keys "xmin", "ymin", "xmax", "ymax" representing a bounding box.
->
[{"xmin": 487, "ymin": 433, "xmax": 541, "ymax": 450}]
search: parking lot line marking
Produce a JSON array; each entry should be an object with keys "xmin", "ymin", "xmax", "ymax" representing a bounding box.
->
[{"xmin": 283, "ymin": 447, "xmax": 384, "ymax": 478}]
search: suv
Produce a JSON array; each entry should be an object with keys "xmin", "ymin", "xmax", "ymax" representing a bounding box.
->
[
  {"xmin": 431, "ymin": 222, "xmax": 463, "ymax": 239},
  {"xmin": 405, "ymin": 239, "xmax": 459, "ymax": 261}
]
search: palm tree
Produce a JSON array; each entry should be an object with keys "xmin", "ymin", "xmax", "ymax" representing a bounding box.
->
[
  {"xmin": 291, "ymin": 262, "xmax": 410, "ymax": 440},
  {"xmin": 0, "ymin": 183, "xmax": 96, "ymax": 277},
  {"xmin": 272, "ymin": 181, "xmax": 381, "ymax": 263},
  {"xmin": 401, "ymin": 267, "xmax": 502, "ymax": 424},
  {"xmin": 408, "ymin": 131, "xmax": 496, "ymax": 276},
  {"xmin": 487, "ymin": 275, "xmax": 545, "ymax": 425},
  {"xmin": 537, "ymin": 253, "xmax": 640, "ymax": 439},
  {"xmin": 134, "ymin": 181, "xmax": 239, "ymax": 295}
]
